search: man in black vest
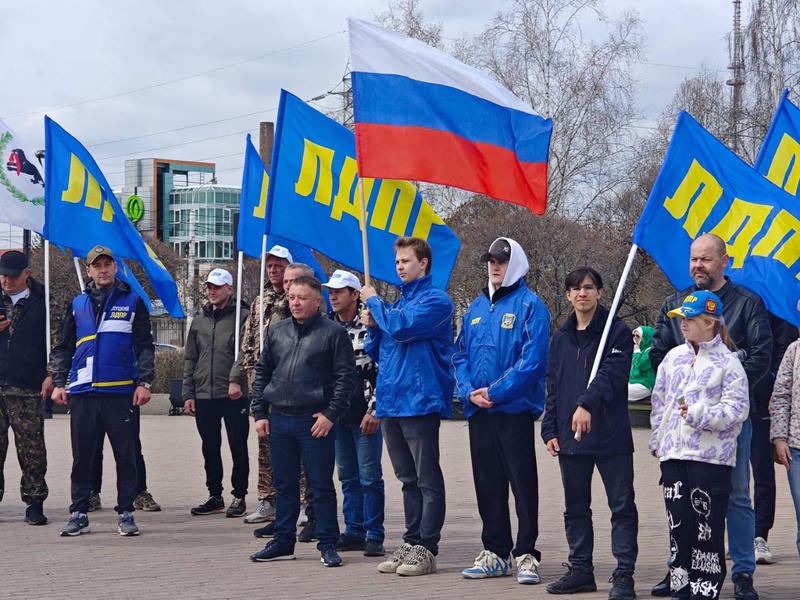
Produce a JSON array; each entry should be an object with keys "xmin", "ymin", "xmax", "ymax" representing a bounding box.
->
[{"xmin": 0, "ymin": 250, "xmax": 52, "ymax": 526}]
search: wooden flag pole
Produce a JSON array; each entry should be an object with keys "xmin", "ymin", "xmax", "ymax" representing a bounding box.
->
[
  {"xmin": 234, "ymin": 250, "xmax": 244, "ymax": 360},
  {"xmin": 258, "ymin": 234, "xmax": 268, "ymax": 353},
  {"xmin": 358, "ymin": 179, "xmax": 371, "ymax": 286}
]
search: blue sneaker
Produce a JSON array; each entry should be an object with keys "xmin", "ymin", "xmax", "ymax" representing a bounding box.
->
[
  {"xmin": 250, "ymin": 540, "xmax": 296, "ymax": 562},
  {"xmin": 515, "ymin": 553, "xmax": 541, "ymax": 584},
  {"xmin": 462, "ymin": 550, "xmax": 512, "ymax": 579},
  {"xmin": 60, "ymin": 512, "xmax": 90, "ymax": 537},
  {"xmin": 118, "ymin": 511, "xmax": 140, "ymax": 536}
]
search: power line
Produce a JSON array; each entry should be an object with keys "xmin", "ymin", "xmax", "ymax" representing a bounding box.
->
[{"xmin": 2, "ymin": 30, "xmax": 346, "ymax": 120}]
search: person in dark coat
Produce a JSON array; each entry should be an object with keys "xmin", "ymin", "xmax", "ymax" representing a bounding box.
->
[{"xmin": 541, "ymin": 267, "xmax": 638, "ymax": 600}]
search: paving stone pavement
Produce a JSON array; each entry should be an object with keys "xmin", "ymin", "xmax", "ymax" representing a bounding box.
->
[{"xmin": 2, "ymin": 416, "xmax": 799, "ymax": 599}]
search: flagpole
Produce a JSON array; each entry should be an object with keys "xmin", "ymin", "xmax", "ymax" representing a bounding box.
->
[
  {"xmin": 588, "ymin": 244, "xmax": 639, "ymax": 382},
  {"xmin": 44, "ymin": 241, "xmax": 51, "ymax": 363},
  {"xmin": 235, "ymin": 250, "xmax": 244, "ymax": 360},
  {"xmin": 358, "ymin": 179, "xmax": 371, "ymax": 285},
  {"xmin": 73, "ymin": 257, "xmax": 85, "ymax": 290},
  {"xmin": 258, "ymin": 234, "xmax": 267, "ymax": 353}
]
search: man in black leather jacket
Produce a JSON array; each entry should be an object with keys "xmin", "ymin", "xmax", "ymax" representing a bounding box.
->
[
  {"xmin": 249, "ymin": 275, "xmax": 356, "ymax": 568},
  {"xmin": 649, "ymin": 233, "xmax": 772, "ymax": 600}
]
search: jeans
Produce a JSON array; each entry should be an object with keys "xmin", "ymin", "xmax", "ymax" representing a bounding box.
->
[
  {"xmin": 469, "ymin": 410, "xmax": 540, "ymax": 560},
  {"xmin": 91, "ymin": 405, "xmax": 147, "ymax": 495},
  {"xmin": 785, "ymin": 447, "xmax": 800, "ymax": 558},
  {"xmin": 269, "ymin": 410, "xmax": 338, "ymax": 551},
  {"xmin": 194, "ymin": 398, "xmax": 250, "ymax": 499},
  {"xmin": 382, "ymin": 414, "xmax": 446, "ymax": 555},
  {"xmin": 70, "ymin": 394, "xmax": 137, "ymax": 514},
  {"xmin": 727, "ymin": 417, "xmax": 756, "ymax": 578},
  {"xmin": 750, "ymin": 401, "xmax": 776, "ymax": 540},
  {"xmin": 335, "ymin": 421, "xmax": 385, "ymax": 542},
  {"xmin": 559, "ymin": 453, "xmax": 638, "ymax": 575}
]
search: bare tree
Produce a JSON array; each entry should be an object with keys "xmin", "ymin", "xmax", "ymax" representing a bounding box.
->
[
  {"xmin": 375, "ymin": 0, "xmax": 444, "ymax": 48},
  {"xmin": 463, "ymin": 0, "xmax": 644, "ymax": 216}
]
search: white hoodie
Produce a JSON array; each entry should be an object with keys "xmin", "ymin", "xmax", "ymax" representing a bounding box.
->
[{"xmin": 487, "ymin": 237, "xmax": 529, "ymax": 299}]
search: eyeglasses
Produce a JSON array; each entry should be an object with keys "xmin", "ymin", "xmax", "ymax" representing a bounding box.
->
[{"xmin": 569, "ymin": 285, "xmax": 597, "ymax": 293}]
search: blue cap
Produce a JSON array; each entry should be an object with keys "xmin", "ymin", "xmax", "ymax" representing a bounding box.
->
[{"xmin": 667, "ymin": 290, "xmax": 724, "ymax": 319}]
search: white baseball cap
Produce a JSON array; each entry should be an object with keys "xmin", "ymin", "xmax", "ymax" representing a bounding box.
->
[
  {"xmin": 322, "ymin": 269, "xmax": 362, "ymax": 291},
  {"xmin": 204, "ymin": 268, "xmax": 233, "ymax": 286},
  {"xmin": 266, "ymin": 245, "xmax": 293, "ymax": 263}
]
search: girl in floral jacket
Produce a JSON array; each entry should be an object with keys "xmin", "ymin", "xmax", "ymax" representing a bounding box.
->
[
  {"xmin": 769, "ymin": 337, "xmax": 800, "ymax": 557},
  {"xmin": 649, "ymin": 290, "xmax": 749, "ymax": 600}
]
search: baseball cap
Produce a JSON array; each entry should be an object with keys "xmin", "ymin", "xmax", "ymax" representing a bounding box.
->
[
  {"xmin": 480, "ymin": 238, "xmax": 511, "ymax": 263},
  {"xmin": 266, "ymin": 245, "xmax": 293, "ymax": 263},
  {"xmin": 322, "ymin": 269, "xmax": 362, "ymax": 291},
  {"xmin": 204, "ymin": 268, "xmax": 233, "ymax": 287},
  {"xmin": 87, "ymin": 245, "xmax": 115, "ymax": 265},
  {"xmin": 667, "ymin": 290, "xmax": 724, "ymax": 319},
  {"xmin": 0, "ymin": 250, "xmax": 28, "ymax": 276}
]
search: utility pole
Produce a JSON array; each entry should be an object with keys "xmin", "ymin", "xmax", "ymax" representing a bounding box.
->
[
  {"xmin": 727, "ymin": 0, "xmax": 745, "ymax": 154},
  {"xmin": 259, "ymin": 122, "xmax": 275, "ymax": 173}
]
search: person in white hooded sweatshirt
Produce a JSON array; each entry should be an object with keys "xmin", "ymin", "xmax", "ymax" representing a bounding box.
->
[{"xmin": 452, "ymin": 238, "xmax": 551, "ymax": 584}]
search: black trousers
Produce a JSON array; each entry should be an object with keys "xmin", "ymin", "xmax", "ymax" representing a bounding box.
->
[
  {"xmin": 468, "ymin": 410, "xmax": 540, "ymax": 560},
  {"xmin": 750, "ymin": 400, "xmax": 776, "ymax": 540},
  {"xmin": 194, "ymin": 397, "xmax": 250, "ymax": 499},
  {"xmin": 660, "ymin": 460, "xmax": 732, "ymax": 600},
  {"xmin": 70, "ymin": 393, "xmax": 137, "ymax": 514},
  {"xmin": 91, "ymin": 405, "xmax": 147, "ymax": 495}
]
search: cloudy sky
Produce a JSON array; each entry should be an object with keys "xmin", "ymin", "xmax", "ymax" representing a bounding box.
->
[{"xmin": 0, "ymin": 0, "xmax": 735, "ymax": 188}]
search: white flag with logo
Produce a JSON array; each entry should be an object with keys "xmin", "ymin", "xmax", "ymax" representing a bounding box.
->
[{"xmin": 0, "ymin": 118, "xmax": 44, "ymax": 232}]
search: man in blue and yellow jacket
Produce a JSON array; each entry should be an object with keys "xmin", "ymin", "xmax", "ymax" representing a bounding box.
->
[
  {"xmin": 452, "ymin": 237, "xmax": 550, "ymax": 585},
  {"xmin": 52, "ymin": 245, "xmax": 154, "ymax": 538}
]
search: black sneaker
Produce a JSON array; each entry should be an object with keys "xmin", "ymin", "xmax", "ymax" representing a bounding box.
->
[
  {"xmin": 609, "ymin": 572, "xmax": 636, "ymax": 600},
  {"xmin": 298, "ymin": 519, "xmax": 317, "ymax": 542},
  {"xmin": 651, "ymin": 573, "xmax": 670, "ymax": 597},
  {"xmin": 24, "ymin": 503, "xmax": 48, "ymax": 526},
  {"xmin": 320, "ymin": 546, "xmax": 343, "ymax": 567},
  {"xmin": 732, "ymin": 572, "xmax": 759, "ymax": 600},
  {"xmin": 337, "ymin": 533, "xmax": 366, "ymax": 551},
  {"xmin": 250, "ymin": 540, "xmax": 295, "ymax": 562},
  {"xmin": 254, "ymin": 522, "xmax": 276, "ymax": 538},
  {"xmin": 190, "ymin": 496, "xmax": 225, "ymax": 515},
  {"xmin": 60, "ymin": 512, "xmax": 90, "ymax": 536},
  {"xmin": 225, "ymin": 497, "xmax": 246, "ymax": 518},
  {"xmin": 546, "ymin": 564, "xmax": 597, "ymax": 594},
  {"xmin": 364, "ymin": 539, "xmax": 386, "ymax": 557}
]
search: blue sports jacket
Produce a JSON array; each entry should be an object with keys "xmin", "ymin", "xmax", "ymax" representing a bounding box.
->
[
  {"xmin": 364, "ymin": 275, "xmax": 454, "ymax": 418},
  {"xmin": 452, "ymin": 281, "xmax": 550, "ymax": 419}
]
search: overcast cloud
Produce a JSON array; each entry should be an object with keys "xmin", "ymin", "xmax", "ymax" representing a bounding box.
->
[{"xmin": 1, "ymin": 0, "xmax": 734, "ymax": 188}]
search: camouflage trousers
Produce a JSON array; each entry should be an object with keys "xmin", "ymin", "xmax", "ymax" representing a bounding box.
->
[
  {"xmin": 0, "ymin": 390, "xmax": 48, "ymax": 504},
  {"xmin": 256, "ymin": 435, "xmax": 309, "ymax": 505}
]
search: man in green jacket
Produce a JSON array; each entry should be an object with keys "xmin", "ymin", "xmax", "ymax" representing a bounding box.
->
[
  {"xmin": 628, "ymin": 326, "xmax": 655, "ymax": 403},
  {"xmin": 183, "ymin": 268, "xmax": 250, "ymax": 518}
]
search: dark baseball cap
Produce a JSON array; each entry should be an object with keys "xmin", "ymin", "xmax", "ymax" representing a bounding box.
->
[
  {"xmin": 87, "ymin": 245, "xmax": 115, "ymax": 265},
  {"xmin": 480, "ymin": 238, "xmax": 511, "ymax": 263},
  {"xmin": 0, "ymin": 250, "xmax": 28, "ymax": 276}
]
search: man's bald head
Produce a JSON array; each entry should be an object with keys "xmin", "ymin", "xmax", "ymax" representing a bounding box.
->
[{"xmin": 689, "ymin": 234, "xmax": 729, "ymax": 291}]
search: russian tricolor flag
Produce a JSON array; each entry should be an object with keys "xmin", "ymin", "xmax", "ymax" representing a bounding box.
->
[{"xmin": 348, "ymin": 18, "xmax": 553, "ymax": 215}]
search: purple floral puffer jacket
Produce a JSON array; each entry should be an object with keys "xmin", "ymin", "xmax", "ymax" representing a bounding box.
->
[{"xmin": 649, "ymin": 335, "xmax": 749, "ymax": 466}]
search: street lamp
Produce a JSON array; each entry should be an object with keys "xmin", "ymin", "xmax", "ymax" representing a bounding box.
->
[{"xmin": 186, "ymin": 177, "xmax": 217, "ymax": 332}]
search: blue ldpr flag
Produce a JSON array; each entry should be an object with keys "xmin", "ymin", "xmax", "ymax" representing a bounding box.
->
[
  {"xmin": 265, "ymin": 89, "xmax": 460, "ymax": 290},
  {"xmin": 633, "ymin": 111, "xmax": 800, "ymax": 327},
  {"xmin": 755, "ymin": 89, "xmax": 800, "ymax": 195},
  {"xmin": 237, "ymin": 134, "xmax": 328, "ymax": 285},
  {"xmin": 43, "ymin": 117, "xmax": 185, "ymax": 318}
]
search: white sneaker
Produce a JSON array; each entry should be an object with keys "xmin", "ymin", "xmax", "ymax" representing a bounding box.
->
[
  {"xmin": 462, "ymin": 550, "xmax": 512, "ymax": 579},
  {"xmin": 242, "ymin": 499, "xmax": 275, "ymax": 524},
  {"xmin": 377, "ymin": 543, "xmax": 414, "ymax": 573},
  {"xmin": 515, "ymin": 553, "xmax": 541, "ymax": 584},
  {"xmin": 297, "ymin": 503, "xmax": 308, "ymax": 526},
  {"xmin": 396, "ymin": 544, "xmax": 437, "ymax": 576},
  {"xmin": 755, "ymin": 537, "xmax": 774, "ymax": 564}
]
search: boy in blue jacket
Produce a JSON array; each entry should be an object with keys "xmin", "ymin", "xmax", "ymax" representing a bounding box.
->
[
  {"xmin": 452, "ymin": 238, "xmax": 550, "ymax": 585},
  {"xmin": 360, "ymin": 236, "xmax": 454, "ymax": 577},
  {"xmin": 541, "ymin": 267, "xmax": 638, "ymax": 600}
]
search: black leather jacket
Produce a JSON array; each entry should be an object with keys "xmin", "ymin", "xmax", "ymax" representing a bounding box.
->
[
  {"xmin": 650, "ymin": 278, "xmax": 773, "ymax": 397},
  {"xmin": 251, "ymin": 312, "xmax": 356, "ymax": 423}
]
